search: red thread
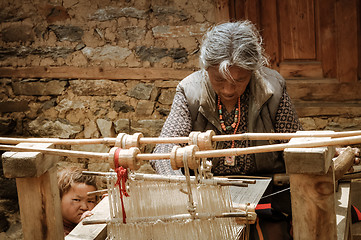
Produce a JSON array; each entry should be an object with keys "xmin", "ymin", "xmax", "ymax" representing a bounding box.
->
[
  {"xmin": 114, "ymin": 148, "xmax": 129, "ymax": 223},
  {"xmin": 255, "ymin": 203, "xmax": 271, "ymax": 210},
  {"xmin": 353, "ymin": 205, "xmax": 361, "ymax": 221}
]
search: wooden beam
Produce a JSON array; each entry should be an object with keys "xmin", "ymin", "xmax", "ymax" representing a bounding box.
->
[
  {"xmin": 15, "ymin": 166, "xmax": 64, "ymax": 240},
  {"xmin": 244, "ymin": 0, "xmax": 260, "ymax": 27},
  {"xmin": 1, "ymin": 143, "xmax": 63, "ymax": 239},
  {"xmin": 336, "ymin": 182, "xmax": 352, "ymax": 240},
  {"xmin": 294, "ymin": 101, "xmax": 361, "ymax": 117},
  {"xmin": 284, "ymin": 135, "xmax": 337, "ymax": 240},
  {"xmin": 289, "ymin": 171, "xmax": 337, "ymax": 240},
  {"xmin": 284, "ymin": 134, "xmax": 335, "ymax": 174},
  {"xmin": 278, "ymin": 0, "xmax": 317, "ymax": 60},
  {"xmin": 280, "ymin": 61, "xmax": 323, "ymax": 78},
  {"xmin": 0, "ymin": 66, "xmax": 193, "ymax": 80},
  {"xmin": 2, "ymin": 142, "xmax": 58, "ymax": 178},
  {"xmin": 316, "ymin": 0, "xmax": 337, "ymax": 78},
  {"xmin": 286, "ymin": 79, "xmax": 361, "ymax": 101},
  {"xmin": 260, "ymin": 0, "xmax": 280, "ymax": 70},
  {"xmin": 215, "ymin": 0, "xmax": 230, "ymax": 23},
  {"xmin": 351, "ymin": 179, "xmax": 361, "ymax": 240},
  {"xmin": 335, "ymin": 0, "xmax": 358, "ymax": 83}
]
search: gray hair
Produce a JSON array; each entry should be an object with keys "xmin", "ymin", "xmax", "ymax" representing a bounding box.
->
[{"xmin": 199, "ymin": 21, "xmax": 268, "ymax": 79}]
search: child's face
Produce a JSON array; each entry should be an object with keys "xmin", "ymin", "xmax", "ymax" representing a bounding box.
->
[{"xmin": 61, "ymin": 183, "xmax": 97, "ymax": 225}]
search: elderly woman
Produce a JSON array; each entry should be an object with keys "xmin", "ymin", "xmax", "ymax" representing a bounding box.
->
[{"xmin": 152, "ymin": 21, "xmax": 303, "ymax": 240}]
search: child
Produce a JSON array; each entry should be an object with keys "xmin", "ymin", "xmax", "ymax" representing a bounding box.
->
[{"xmin": 57, "ymin": 167, "xmax": 98, "ymax": 236}]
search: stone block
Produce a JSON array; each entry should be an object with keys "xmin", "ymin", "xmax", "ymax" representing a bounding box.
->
[
  {"xmin": 135, "ymin": 100, "xmax": 154, "ymax": 116},
  {"xmin": 0, "ymin": 100, "xmax": 29, "ymax": 113},
  {"xmin": 127, "ymin": 83, "xmax": 158, "ymax": 100},
  {"xmin": 112, "ymin": 101, "xmax": 134, "ymax": 113},
  {"xmin": 28, "ymin": 117, "xmax": 83, "ymax": 138},
  {"xmin": 89, "ymin": 7, "xmax": 147, "ymax": 21},
  {"xmin": 152, "ymin": 23, "xmax": 210, "ymax": 38},
  {"xmin": 96, "ymin": 118, "xmax": 115, "ymax": 137},
  {"xmin": 131, "ymin": 119, "xmax": 164, "ymax": 137},
  {"xmin": 1, "ymin": 23, "xmax": 34, "ymax": 42},
  {"xmin": 49, "ymin": 25, "xmax": 83, "ymax": 42},
  {"xmin": 70, "ymin": 80, "xmax": 126, "ymax": 96},
  {"xmin": 82, "ymin": 45, "xmax": 131, "ymax": 61},
  {"xmin": 135, "ymin": 46, "xmax": 188, "ymax": 63},
  {"xmin": 0, "ymin": 119, "xmax": 16, "ymax": 135},
  {"xmin": 152, "ymin": 5, "xmax": 188, "ymax": 21},
  {"xmin": 114, "ymin": 119, "xmax": 130, "ymax": 133},
  {"xmin": 12, "ymin": 80, "xmax": 66, "ymax": 96},
  {"xmin": 158, "ymin": 89, "xmax": 176, "ymax": 105}
]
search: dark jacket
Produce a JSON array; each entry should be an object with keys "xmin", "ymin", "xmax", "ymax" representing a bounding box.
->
[{"xmin": 176, "ymin": 67, "xmax": 286, "ymax": 174}]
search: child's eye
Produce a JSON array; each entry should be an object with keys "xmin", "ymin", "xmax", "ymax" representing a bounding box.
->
[
  {"xmin": 88, "ymin": 200, "xmax": 95, "ymax": 204},
  {"xmin": 72, "ymin": 198, "xmax": 80, "ymax": 202}
]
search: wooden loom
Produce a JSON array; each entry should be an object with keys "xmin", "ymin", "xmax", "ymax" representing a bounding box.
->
[{"xmin": 1, "ymin": 130, "xmax": 361, "ymax": 240}]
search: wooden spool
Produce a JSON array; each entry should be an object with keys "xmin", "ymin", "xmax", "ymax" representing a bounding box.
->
[
  {"xmin": 114, "ymin": 133, "xmax": 143, "ymax": 149},
  {"xmin": 108, "ymin": 147, "xmax": 141, "ymax": 170},
  {"xmin": 170, "ymin": 145, "xmax": 200, "ymax": 170},
  {"xmin": 188, "ymin": 130, "xmax": 215, "ymax": 150}
]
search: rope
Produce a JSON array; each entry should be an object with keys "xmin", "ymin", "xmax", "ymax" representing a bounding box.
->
[{"xmin": 114, "ymin": 148, "xmax": 129, "ymax": 223}]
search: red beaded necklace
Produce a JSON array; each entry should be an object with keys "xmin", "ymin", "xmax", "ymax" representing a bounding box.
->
[{"xmin": 217, "ymin": 96, "xmax": 241, "ymax": 148}]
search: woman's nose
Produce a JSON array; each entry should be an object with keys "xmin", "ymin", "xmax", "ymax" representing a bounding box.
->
[{"xmin": 222, "ymin": 82, "xmax": 236, "ymax": 94}]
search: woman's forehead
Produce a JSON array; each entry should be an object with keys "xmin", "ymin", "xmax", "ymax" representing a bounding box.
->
[{"xmin": 208, "ymin": 65, "xmax": 251, "ymax": 78}]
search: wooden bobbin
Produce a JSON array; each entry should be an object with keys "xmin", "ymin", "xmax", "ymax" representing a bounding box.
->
[
  {"xmin": 198, "ymin": 130, "xmax": 215, "ymax": 150},
  {"xmin": 114, "ymin": 133, "xmax": 126, "ymax": 148},
  {"xmin": 170, "ymin": 145, "xmax": 200, "ymax": 170},
  {"xmin": 108, "ymin": 147, "xmax": 141, "ymax": 171},
  {"xmin": 114, "ymin": 133, "xmax": 143, "ymax": 149},
  {"xmin": 188, "ymin": 130, "xmax": 215, "ymax": 150}
]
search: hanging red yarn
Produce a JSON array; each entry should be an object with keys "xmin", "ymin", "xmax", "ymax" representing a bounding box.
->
[{"xmin": 114, "ymin": 147, "xmax": 129, "ymax": 223}]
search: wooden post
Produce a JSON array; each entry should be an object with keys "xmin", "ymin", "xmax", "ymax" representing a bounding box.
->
[
  {"xmin": 284, "ymin": 132, "xmax": 337, "ymax": 240},
  {"xmin": 2, "ymin": 142, "xmax": 63, "ymax": 240}
]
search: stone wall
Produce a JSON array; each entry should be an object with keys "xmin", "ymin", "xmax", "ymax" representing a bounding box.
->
[
  {"xmin": 1, "ymin": 0, "xmax": 361, "ymax": 239},
  {"xmin": 0, "ymin": 0, "xmax": 215, "ymax": 238},
  {"xmin": 0, "ymin": 0, "xmax": 215, "ymax": 167}
]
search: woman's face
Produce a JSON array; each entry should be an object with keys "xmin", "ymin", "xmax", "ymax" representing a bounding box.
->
[{"xmin": 207, "ymin": 65, "xmax": 252, "ymax": 109}]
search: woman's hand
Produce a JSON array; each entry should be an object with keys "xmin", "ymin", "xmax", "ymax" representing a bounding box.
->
[{"xmin": 335, "ymin": 147, "xmax": 360, "ymax": 174}]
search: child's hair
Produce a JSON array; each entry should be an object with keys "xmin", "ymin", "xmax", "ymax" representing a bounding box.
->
[{"xmin": 57, "ymin": 167, "xmax": 97, "ymax": 198}]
